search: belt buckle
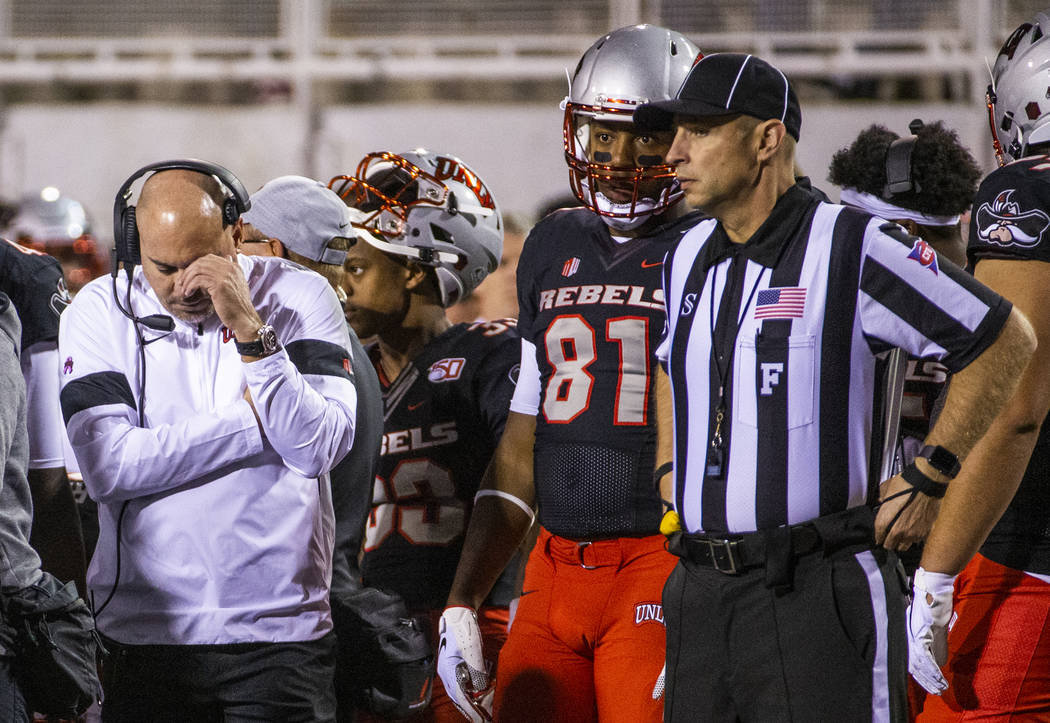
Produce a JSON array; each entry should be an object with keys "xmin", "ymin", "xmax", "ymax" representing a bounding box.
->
[
  {"xmin": 576, "ymin": 541, "xmax": 598, "ymax": 570},
  {"xmin": 704, "ymin": 538, "xmax": 740, "ymax": 574}
]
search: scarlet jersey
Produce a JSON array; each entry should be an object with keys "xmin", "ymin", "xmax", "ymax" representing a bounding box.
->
[
  {"xmin": 967, "ymin": 156, "xmax": 1050, "ymax": 575},
  {"xmin": 0, "ymin": 236, "xmax": 70, "ymax": 350},
  {"xmin": 361, "ymin": 320, "xmax": 521, "ymax": 610},
  {"xmin": 516, "ymin": 208, "xmax": 703, "ymax": 539}
]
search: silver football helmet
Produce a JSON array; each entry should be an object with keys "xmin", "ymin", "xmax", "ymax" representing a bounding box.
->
[
  {"xmin": 329, "ymin": 150, "xmax": 503, "ymax": 307},
  {"xmin": 4, "ymin": 187, "xmax": 104, "ymax": 293},
  {"xmin": 563, "ymin": 24, "xmax": 700, "ymax": 231},
  {"xmin": 988, "ymin": 12, "xmax": 1050, "ymax": 164}
]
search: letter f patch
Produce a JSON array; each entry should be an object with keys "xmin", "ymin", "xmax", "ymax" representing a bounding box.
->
[{"xmin": 760, "ymin": 362, "xmax": 784, "ymax": 396}]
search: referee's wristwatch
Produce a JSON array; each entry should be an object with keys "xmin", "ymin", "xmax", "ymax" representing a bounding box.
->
[
  {"xmin": 915, "ymin": 444, "xmax": 960, "ymax": 479},
  {"xmin": 236, "ymin": 324, "xmax": 280, "ymax": 358}
]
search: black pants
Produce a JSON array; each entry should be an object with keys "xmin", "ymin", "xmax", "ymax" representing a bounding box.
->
[
  {"xmin": 100, "ymin": 632, "xmax": 337, "ymax": 722},
  {"xmin": 663, "ymin": 545, "xmax": 908, "ymax": 722},
  {"xmin": 0, "ymin": 656, "xmax": 27, "ymax": 723}
]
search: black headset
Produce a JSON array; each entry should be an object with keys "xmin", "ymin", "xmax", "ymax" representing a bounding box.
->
[
  {"xmin": 883, "ymin": 118, "xmax": 925, "ymax": 197},
  {"xmin": 112, "ymin": 158, "xmax": 251, "ymax": 273}
]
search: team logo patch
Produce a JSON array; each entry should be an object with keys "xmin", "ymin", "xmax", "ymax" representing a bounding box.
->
[
  {"xmin": 220, "ymin": 327, "xmax": 235, "ymax": 343},
  {"xmin": 427, "ymin": 357, "xmax": 465, "ymax": 382},
  {"xmin": 975, "ymin": 189, "xmax": 1050, "ymax": 248},
  {"xmin": 63, "ymin": 356, "xmax": 73, "ymax": 375},
  {"xmin": 906, "ymin": 239, "xmax": 940, "ymax": 275},
  {"xmin": 562, "ymin": 257, "xmax": 580, "ymax": 277},
  {"xmin": 434, "ymin": 156, "xmax": 496, "ymax": 210},
  {"xmin": 49, "ymin": 278, "xmax": 71, "ymax": 317},
  {"xmin": 755, "ymin": 287, "xmax": 806, "ymax": 320},
  {"xmin": 635, "ymin": 602, "xmax": 665, "ymax": 625}
]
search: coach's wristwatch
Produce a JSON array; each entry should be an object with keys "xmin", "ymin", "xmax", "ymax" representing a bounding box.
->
[{"xmin": 235, "ymin": 324, "xmax": 280, "ymax": 358}]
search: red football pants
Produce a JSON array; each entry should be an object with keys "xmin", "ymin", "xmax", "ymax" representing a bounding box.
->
[
  {"xmin": 914, "ymin": 553, "xmax": 1050, "ymax": 721},
  {"xmin": 493, "ymin": 529, "xmax": 676, "ymax": 723},
  {"xmin": 356, "ymin": 606, "xmax": 510, "ymax": 723}
]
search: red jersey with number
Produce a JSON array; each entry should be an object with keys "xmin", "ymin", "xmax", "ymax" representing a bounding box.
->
[
  {"xmin": 515, "ymin": 208, "xmax": 703, "ymax": 540},
  {"xmin": 360, "ymin": 320, "xmax": 521, "ymax": 610}
]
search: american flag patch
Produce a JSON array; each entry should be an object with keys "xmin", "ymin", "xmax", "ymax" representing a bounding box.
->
[
  {"xmin": 562, "ymin": 257, "xmax": 580, "ymax": 277},
  {"xmin": 755, "ymin": 287, "xmax": 806, "ymax": 319}
]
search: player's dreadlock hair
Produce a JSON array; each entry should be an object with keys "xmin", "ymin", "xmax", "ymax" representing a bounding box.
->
[{"xmin": 827, "ymin": 121, "xmax": 981, "ymax": 217}]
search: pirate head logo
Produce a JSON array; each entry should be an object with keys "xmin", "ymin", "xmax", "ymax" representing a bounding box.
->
[{"xmin": 975, "ymin": 189, "xmax": 1050, "ymax": 248}]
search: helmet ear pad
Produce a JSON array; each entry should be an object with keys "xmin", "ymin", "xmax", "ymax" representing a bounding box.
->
[
  {"xmin": 118, "ymin": 205, "xmax": 141, "ymax": 267},
  {"xmin": 222, "ymin": 197, "xmax": 239, "ymax": 228}
]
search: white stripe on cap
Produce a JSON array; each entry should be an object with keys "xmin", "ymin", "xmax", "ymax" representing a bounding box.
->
[
  {"xmin": 773, "ymin": 65, "xmax": 789, "ymax": 122},
  {"xmin": 726, "ymin": 54, "xmax": 752, "ymax": 109}
]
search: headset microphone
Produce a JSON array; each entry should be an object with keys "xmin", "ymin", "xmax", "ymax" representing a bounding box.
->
[{"xmin": 137, "ymin": 314, "xmax": 175, "ymax": 332}]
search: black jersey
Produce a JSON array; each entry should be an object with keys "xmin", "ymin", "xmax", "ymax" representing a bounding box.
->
[
  {"xmin": 900, "ymin": 359, "xmax": 949, "ymax": 444},
  {"xmin": 516, "ymin": 208, "xmax": 703, "ymax": 540},
  {"xmin": 0, "ymin": 237, "xmax": 70, "ymax": 350},
  {"xmin": 968, "ymin": 157, "xmax": 1050, "ymax": 575},
  {"xmin": 361, "ymin": 319, "xmax": 520, "ymax": 610}
]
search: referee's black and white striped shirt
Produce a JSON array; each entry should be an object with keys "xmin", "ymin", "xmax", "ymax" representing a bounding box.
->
[{"xmin": 658, "ymin": 183, "xmax": 1011, "ymax": 535}]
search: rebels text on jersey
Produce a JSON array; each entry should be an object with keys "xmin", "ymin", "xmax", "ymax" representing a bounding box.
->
[
  {"xmin": 361, "ymin": 319, "xmax": 520, "ymax": 610},
  {"xmin": 516, "ymin": 208, "xmax": 703, "ymax": 540},
  {"xmin": 968, "ymin": 157, "xmax": 1050, "ymax": 575},
  {"xmin": 0, "ymin": 237, "xmax": 70, "ymax": 350}
]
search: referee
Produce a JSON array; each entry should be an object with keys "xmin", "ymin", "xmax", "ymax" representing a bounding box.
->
[{"xmin": 633, "ymin": 53, "xmax": 1035, "ymax": 722}]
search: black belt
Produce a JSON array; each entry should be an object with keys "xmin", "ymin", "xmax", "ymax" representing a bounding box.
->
[
  {"xmin": 672, "ymin": 524, "xmax": 822, "ymax": 574},
  {"xmin": 669, "ymin": 506, "xmax": 876, "ymax": 576}
]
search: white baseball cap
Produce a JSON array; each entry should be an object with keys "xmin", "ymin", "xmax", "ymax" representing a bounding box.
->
[{"xmin": 241, "ymin": 175, "xmax": 361, "ymax": 266}]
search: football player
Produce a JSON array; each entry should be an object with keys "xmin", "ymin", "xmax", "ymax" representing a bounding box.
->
[
  {"xmin": 4, "ymin": 188, "xmax": 105, "ymax": 295},
  {"xmin": 910, "ymin": 13, "xmax": 1050, "ymax": 719},
  {"xmin": 329, "ymin": 150, "xmax": 522, "ymax": 723},
  {"xmin": 0, "ymin": 235, "xmax": 86, "ymax": 596},
  {"xmin": 827, "ymin": 120, "xmax": 982, "ymax": 567},
  {"xmin": 439, "ymin": 25, "xmax": 704, "ymax": 723}
]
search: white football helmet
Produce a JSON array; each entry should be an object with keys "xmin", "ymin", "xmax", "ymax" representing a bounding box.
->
[
  {"xmin": 988, "ymin": 12, "xmax": 1050, "ymax": 164},
  {"xmin": 329, "ymin": 150, "xmax": 502, "ymax": 307},
  {"xmin": 4, "ymin": 187, "xmax": 104, "ymax": 293},
  {"xmin": 563, "ymin": 24, "xmax": 700, "ymax": 231}
]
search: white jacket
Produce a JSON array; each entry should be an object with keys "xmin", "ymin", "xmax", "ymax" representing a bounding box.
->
[{"xmin": 59, "ymin": 254, "xmax": 356, "ymax": 645}]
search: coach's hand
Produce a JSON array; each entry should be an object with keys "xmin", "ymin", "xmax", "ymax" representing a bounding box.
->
[
  {"xmin": 438, "ymin": 606, "xmax": 493, "ymax": 722},
  {"xmin": 907, "ymin": 567, "xmax": 956, "ymax": 695},
  {"xmin": 178, "ymin": 254, "xmax": 262, "ymax": 341},
  {"xmin": 875, "ymin": 473, "xmax": 939, "ymax": 550}
]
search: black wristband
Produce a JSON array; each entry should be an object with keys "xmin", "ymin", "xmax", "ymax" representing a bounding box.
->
[
  {"xmin": 917, "ymin": 444, "xmax": 960, "ymax": 479},
  {"xmin": 654, "ymin": 462, "xmax": 673, "ymax": 485},
  {"xmin": 901, "ymin": 462, "xmax": 949, "ymax": 499}
]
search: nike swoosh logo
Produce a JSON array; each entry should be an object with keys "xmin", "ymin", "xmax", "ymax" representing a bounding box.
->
[
  {"xmin": 408, "ymin": 401, "xmax": 425, "ymax": 411},
  {"xmin": 641, "ymin": 259, "xmax": 663, "ymax": 268},
  {"xmin": 518, "ymin": 589, "xmax": 538, "ymax": 597}
]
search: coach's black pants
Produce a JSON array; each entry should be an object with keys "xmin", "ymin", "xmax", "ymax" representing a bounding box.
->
[
  {"xmin": 100, "ymin": 632, "xmax": 337, "ymax": 722},
  {"xmin": 663, "ymin": 543, "xmax": 908, "ymax": 722}
]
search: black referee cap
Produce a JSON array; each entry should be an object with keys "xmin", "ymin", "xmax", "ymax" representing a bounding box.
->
[{"xmin": 634, "ymin": 53, "xmax": 802, "ymax": 141}]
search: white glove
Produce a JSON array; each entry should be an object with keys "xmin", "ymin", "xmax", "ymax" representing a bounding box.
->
[
  {"xmin": 652, "ymin": 663, "xmax": 666, "ymax": 700},
  {"xmin": 438, "ymin": 606, "xmax": 494, "ymax": 723},
  {"xmin": 907, "ymin": 567, "xmax": 957, "ymax": 695}
]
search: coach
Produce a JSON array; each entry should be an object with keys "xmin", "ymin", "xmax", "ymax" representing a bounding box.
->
[
  {"xmin": 59, "ymin": 164, "xmax": 357, "ymax": 721},
  {"xmin": 634, "ymin": 54, "xmax": 1035, "ymax": 721}
]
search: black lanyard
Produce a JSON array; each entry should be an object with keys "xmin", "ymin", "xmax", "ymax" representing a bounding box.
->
[{"xmin": 706, "ymin": 257, "xmax": 767, "ymax": 478}]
